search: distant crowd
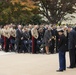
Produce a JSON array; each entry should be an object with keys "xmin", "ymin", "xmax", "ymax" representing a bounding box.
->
[
  {"xmin": 0, "ymin": 24, "xmax": 76, "ymax": 54},
  {"xmin": 0, "ymin": 24, "xmax": 76, "ymax": 72}
]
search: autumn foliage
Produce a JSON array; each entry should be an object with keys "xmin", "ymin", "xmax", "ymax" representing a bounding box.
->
[{"xmin": 0, "ymin": 0, "xmax": 42, "ymax": 25}]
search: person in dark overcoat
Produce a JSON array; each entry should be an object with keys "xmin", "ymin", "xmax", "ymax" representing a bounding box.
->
[
  {"xmin": 22, "ymin": 27, "xmax": 30, "ymax": 53},
  {"xmin": 16, "ymin": 25, "xmax": 23, "ymax": 53},
  {"xmin": 67, "ymin": 26, "xmax": 76, "ymax": 68},
  {"xmin": 63, "ymin": 26, "xmax": 68, "ymax": 51},
  {"xmin": 51, "ymin": 25, "xmax": 57, "ymax": 54}
]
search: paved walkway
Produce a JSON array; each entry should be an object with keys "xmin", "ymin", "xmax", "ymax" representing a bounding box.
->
[
  {"xmin": 0, "ymin": 51, "xmax": 76, "ymax": 75},
  {"xmin": 0, "ymin": 51, "xmax": 15, "ymax": 55}
]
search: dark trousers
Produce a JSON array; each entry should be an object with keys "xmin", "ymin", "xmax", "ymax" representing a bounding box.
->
[
  {"xmin": 23, "ymin": 40, "xmax": 29, "ymax": 53},
  {"xmin": 75, "ymin": 49, "xmax": 76, "ymax": 65},
  {"xmin": 59, "ymin": 51, "xmax": 66, "ymax": 70},
  {"xmin": 28, "ymin": 40, "xmax": 32, "ymax": 53},
  {"xmin": 50, "ymin": 39, "xmax": 55, "ymax": 53},
  {"xmin": 69, "ymin": 49, "xmax": 76, "ymax": 67},
  {"xmin": 10, "ymin": 37, "xmax": 15, "ymax": 51},
  {"xmin": 16, "ymin": 39, "xmax": 22, "ymax": 53},
  {"xmin": 1, "ymin": 38, "xmax": 4, "ymax": 50},
  {"xmin": 56, "ymin": 39, "xmax": 58, "ymax": 53}
]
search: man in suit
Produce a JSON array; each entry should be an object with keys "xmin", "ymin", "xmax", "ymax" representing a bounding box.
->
[
  {"xmin": 51, "ymin": 25, "xmax": 57, "ymax": 54},
  {"xmin": 22, "ymin": 27, "xmax": 30, "ymax": 53},
  {"xmin": 16, "ymin": 25, "xmax": 23, "ymax": 53},
  {"xmin": 67, "ymin": 26, "xmax": 76, "ymax": 68},
  {"xmin": 63, "ymin": 26, "xmax": 68, "ymax": 51}
]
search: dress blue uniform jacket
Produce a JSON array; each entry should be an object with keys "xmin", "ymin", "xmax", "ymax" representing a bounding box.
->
[{"xmin": 58, "ymin": 34, "xmax": 67, "ymax": 52}]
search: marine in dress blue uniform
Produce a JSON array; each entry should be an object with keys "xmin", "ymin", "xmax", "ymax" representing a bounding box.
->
[{"xmin": 57, "ymin": 29, "xmax": 67, "ymax": 72}]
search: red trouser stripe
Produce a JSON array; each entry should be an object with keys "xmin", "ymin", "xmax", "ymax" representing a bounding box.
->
[{"xmin": 32, "ymin": 36, "xmax": 35, "ymax": 53}]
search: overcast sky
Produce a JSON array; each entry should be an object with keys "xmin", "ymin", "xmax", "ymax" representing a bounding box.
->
[{"xmin": 62, "ymin": 13, "xmax": 76, "ymax": 24}]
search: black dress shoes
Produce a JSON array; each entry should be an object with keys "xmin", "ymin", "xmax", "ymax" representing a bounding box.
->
[
  {"xmin": 67, "ymin": 66, "xmax": 75, "ymax": 69},
  {"xmin": 64, "ymin": 69, "xmax": 66, "ymax": 70},
  {"xmin": 56, "ymin": 70, "xmax": 63, "ymax": 72}
]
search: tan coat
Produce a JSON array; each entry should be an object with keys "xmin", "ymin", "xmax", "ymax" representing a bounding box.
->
[
  {"xmin": 31, "ymin": 28, "xmax": 38, "ymax": 39},
  {"xmin": 10, "ymin": 28, "xmax": 16, "ymax": 37},
  {"xmin": 2, "ymin": 28, "xmax": 10, "ymax": 38}
]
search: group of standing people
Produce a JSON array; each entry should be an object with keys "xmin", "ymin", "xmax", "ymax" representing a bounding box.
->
[
  {"xmin": 0, "ymin": 24, "xmax": 76, "ymax": 72},
  {"xmin": 56, "ymin": 25, "xmax": 76, "ymax": 72},
  {"xmin": 0, "ymin": 25, "xmax": 16, "ymax": 52},
  {"xmin": 0, "ymin": 24, "xmax": 58, "ymax": 54}
]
